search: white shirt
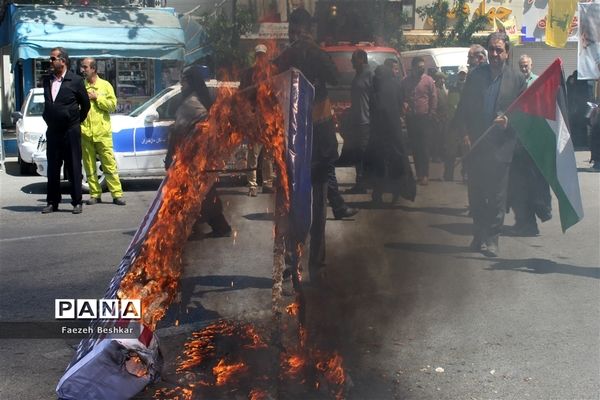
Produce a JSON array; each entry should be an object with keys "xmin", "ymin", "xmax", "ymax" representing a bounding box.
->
[{"xmin": 51, "ymin": 70, "xmax": 67, "ymax": 101}]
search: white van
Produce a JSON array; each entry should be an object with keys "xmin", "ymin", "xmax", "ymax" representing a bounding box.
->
[{"xmin": 400, "ymin": 47, "xmax": 469, "ymax": 82}]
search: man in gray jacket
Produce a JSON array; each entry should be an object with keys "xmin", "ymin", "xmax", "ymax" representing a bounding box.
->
[
  {"xmin": 346, "ymin": 49, "xmax": 373, "ymax": 194},
  {"xmin": 459, "ymin": 32, "xmax": 527, "ymax": 257}
]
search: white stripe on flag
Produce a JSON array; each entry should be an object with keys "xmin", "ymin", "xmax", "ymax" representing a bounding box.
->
[{"xmin": 546, "ymin": 103, "xmax": 584, "ymax": 219}]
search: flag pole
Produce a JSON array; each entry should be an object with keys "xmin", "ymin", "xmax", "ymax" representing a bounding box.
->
[{"xmin": 460, "ymin": 115, "xmax": 503, "ymax": 162}]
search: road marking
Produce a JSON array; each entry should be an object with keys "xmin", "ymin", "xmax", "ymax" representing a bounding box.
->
[{"xmin": 0, "ymin": 228, "xmax": 137, "ymax": 243}]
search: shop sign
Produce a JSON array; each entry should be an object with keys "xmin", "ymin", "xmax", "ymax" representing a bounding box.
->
[{"xmin": 243, "ymin": 23, "xmax": 289, "ymax": 40}]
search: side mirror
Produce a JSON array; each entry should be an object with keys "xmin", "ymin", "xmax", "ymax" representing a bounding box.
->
[
  {"xmin": 144, "ymin": 111, "xmax": 159, "ymax": 124},
  {"xmin": 11, "ymin": 111, "xmax": 23, "ymax": 123}
]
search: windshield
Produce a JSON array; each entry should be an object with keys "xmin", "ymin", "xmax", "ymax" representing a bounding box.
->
[
  {"xmin": 26, "ymin": 94, "xmax": 45, "ymax": 117},
  {"xmin": 441, "ymin": 66, "xmax": 460, "ymax": 87},
  {"xmin": 329, "ymin": 51, "xmax": 401, "ymax": 87},
  {"xmin": 129, "ymin": 87, "xmax": 175, "ymax": 117}
]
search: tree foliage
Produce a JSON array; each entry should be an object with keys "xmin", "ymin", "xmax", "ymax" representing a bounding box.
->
[
  {"xmin": 196, "ymin": 4, "xmax": 256, "ymax": 75},
  {"xmin": 416, "ymin": 0, "xmax": 488, "ymax": 47},
  {"xmin": 370, "ymin": 3, "xmax": 410, "ymax": 51}
]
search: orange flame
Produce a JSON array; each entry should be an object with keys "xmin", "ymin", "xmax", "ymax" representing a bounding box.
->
[
  {"xmin": 283, "ymin": 353, "xmax": 306, "ymax": 378},
  {"xmin": 285, "ymin": 302, "xmax": 300, "ymax": 316},
  {"xmin": 248, "ymin": 388, "xmax": 269, "ymax": 400},
  {"xmin": 316, "ymin": 352, "xmax": 346, "ymax": 399},
  {"xmin": 118, "ymin": 64, "xmax": 288, "ymax": 330},
  {"xmin": 213, "ymin": 359, "xmax": 248, "ymax": 386}
]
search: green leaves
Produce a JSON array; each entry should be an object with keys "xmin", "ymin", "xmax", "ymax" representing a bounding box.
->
[
  {"xmin": 196, "ymin": 4, "xmax": 256, "ymax": 75},
  {"xmin": 416, "ymin": 0, "xmax": 487, "ymax": 47}
]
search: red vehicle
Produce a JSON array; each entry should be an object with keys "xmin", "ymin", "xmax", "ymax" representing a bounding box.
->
[{"xmin": 322, "ymin": 43, "xmax": 404, "ymax": 165}]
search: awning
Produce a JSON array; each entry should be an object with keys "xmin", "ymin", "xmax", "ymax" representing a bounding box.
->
[
  {"xmin": 10, "ymin": 4, "xmax": 185, "ymax": 63},
  {"xmin": 179, "ymin": 14, "xmax": 209, "ymax": 66}
]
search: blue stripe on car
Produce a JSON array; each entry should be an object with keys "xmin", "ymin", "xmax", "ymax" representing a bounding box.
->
[
  {"xmin": 135, "ymin": 126, "xmax": 169, "ymax": 152},
  {"xmin": 112, "ymin": 128, "xmax": 135, "ymax": 152}
]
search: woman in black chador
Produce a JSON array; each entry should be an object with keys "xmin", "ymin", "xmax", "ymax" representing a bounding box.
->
[{"xmin": 367, "ymin": 61, "xmax": 416, "ymax": 204}]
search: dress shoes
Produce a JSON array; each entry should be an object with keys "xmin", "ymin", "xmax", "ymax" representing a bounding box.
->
[
  {"xmin": 86, "ymin": 197, "xmax": 102, "ymax": 205},
  {"xmin": 483, "ymin": 242, "xmax": 499, "ymax": 257},
  {"xmin": 42, "ymin": 204, "xmax": 58, "ymax": 214},
  {"xmin": 206, "ymin": 226, "xmax": 232, "ymax": 238},
  {"xmin": 72, "ymin": 204, "xmax": 83, "ymax": 214},
  {"xmin": 333, "ymin": 207, "xmax": 359, "ymax": 220},
  {"xmin": 113, "ymin": 198, "xmax": 126, "ymax": 206}
]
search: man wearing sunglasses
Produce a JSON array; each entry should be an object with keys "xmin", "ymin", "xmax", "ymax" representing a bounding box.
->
[
  {"xmin": 457, "ymin": 32, "xmax": 526, "ymax": 257},
  {"xmin": 41, "ymin": 47, "xmax": 90, "ymax": 214}
]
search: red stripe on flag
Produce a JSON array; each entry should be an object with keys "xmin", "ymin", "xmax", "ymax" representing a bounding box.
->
[
  {"xmin": 507, "ymin": 59, "xmax": 562, "ymax": 121},
  {"xmin": 138, "ymin": 325, "xmax": 153, "ymax": 347}
]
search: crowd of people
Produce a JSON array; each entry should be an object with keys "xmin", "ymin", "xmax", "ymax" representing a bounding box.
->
[{"xmin": 38, "ymin": 9, "xmax": 599, "ymax": 282}]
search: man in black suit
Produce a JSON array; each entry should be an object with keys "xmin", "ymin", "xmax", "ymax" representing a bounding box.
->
[
  {"xmin": 42, "ymin": 47, "xmax": 90, "ymax": 214},
  {"xmin": 458, "ymin": 33, "xmax": 527, "ymax": 257}
]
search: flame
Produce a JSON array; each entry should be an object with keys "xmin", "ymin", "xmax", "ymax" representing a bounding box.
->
[
  {"xmin": 283, "ymin": 353, "xmax": 305, "ymax": 379},
  {"xmin": 154, "ymin": 387, "xmax": 193, "ymax": 400},
  {"xmin": 213, "ymin": 359, "xmax": 248, "ymax": 386},
  {"xmin": 125, "ymin": 353, "xmax": 148, "ymax": 377},
  {"xmin": 285, "ymin": 302, "xmax": 299, "ymax": 316},
  {"xmin": 248, "ymin": 388, "xmax": 269, "ymax": 400},
  {"xmin": 117, "ymin": 55, "xmax": 288, "ymax": 329},
  {"xmin": 315, "ymin": 352, "xmax": 346, "ymax": 400}
]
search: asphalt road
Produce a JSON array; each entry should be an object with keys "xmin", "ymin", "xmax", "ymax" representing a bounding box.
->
[{"xmin": 0, "ymin": 155, "xmax": 598, "ymax": 400}]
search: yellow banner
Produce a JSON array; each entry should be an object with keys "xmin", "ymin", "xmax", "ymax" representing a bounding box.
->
[
  {"xmin": 496, "ymin": 16, "xmax": 521, "ymax": 46},
  {"xmin": 546, "ymin": 0, "xmax": 577, "ymax": 48}
]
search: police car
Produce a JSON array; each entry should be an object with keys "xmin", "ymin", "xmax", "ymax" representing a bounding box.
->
[{"xmin": 32, "ymin": 81, "xmax": 243, "ymax": 191}]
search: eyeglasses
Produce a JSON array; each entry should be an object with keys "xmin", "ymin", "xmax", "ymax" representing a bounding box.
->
[{"xmin": 49, "ymin": 56, "xmax": 61, "ymax": 62}]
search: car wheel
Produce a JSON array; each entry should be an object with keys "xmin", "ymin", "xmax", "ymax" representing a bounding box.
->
[
  {"xmin": 18, "ymin": 151, "xmax": 37, "ymax": 175},
  {"xmin": 81, "ymin": 159, "xmax": 107, "ymax": 193}
]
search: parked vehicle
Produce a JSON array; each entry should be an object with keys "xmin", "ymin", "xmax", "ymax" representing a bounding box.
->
[
  {"xmin": 322, "ymin": 42, "xmax": 404, "ymax": 165},
  {"xmin": 32, "ymin": 80, "xmax": 243, "ymax": 192},
  {"xmin": 400, "ymin": 47, "xmax": 469, "ymax": 84},
  {"xmin": 12, "ymin": 88, "xmax": 46, "ymax": 174}
]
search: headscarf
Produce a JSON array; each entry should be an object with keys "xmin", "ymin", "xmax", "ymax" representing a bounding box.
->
[{"xmin": 182, "ymin": 65, "xmax": 212, "ymax": 111}]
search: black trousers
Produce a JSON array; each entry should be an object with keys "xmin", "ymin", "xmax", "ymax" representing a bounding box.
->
[
  {"xmin": 197, "ymin": 185, "xmax": 230, "ymax": 233},
  {"xmin": 46, "ymin": 125, "xmax": 83, "ymax": 207},
  {"xmin": 353, "ymin": 124, "xmax": 370, "ymax": 186},
  {"xmin": 466, "ymin": 157, "xmax": 511, "ymax": 244},
  {"xmin": 327, "ymin": 163, "xmax": 345, "ymax": 213},
  {"xmin": 406, "ymin": 114, "xmax": 432, "ymax": 178},
  {"xmin": 508, "ymin": 148, "xmax": 552, "ymax": 228},
  {"xmin": 590, "ymin": 120, "xmax": 600, "ymax": 164},
  {"xmin": 309, "ymin": 168, "xmax": 328, "ymax": 277}
]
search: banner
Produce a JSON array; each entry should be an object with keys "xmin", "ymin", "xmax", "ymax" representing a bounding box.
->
[
  {"xmin": 496, "ymin": 15, "xmax": 521, "ymax": 45},
  {"xmin": 578, "ymin": 2, "xmax": 600, "ymax": 80},
  {"xmin": 546, "ymin": 0, "xmax": 578, "ymax": 48},
  {"xmin": 521, "ymin": 1, "xmax": 579, "ymax": 43}
]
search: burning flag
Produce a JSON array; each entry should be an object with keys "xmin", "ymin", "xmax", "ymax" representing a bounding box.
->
[
  {"xmin": 56, "ymin": 68, "xmax": 317, "ymax": 399},
  {"xmin": 506, "ymin": 58, "xmax": 583, "ymax": 232}
]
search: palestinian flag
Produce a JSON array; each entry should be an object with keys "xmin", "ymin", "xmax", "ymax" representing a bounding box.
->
[{"xmin": 506, "ymin": 58, "xmax": 583, "ymax": 232}]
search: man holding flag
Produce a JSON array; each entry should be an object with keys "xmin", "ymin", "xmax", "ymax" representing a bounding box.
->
[{"xmin": 458, "ymin": 32, "xmax": 526, "ymax": 257}]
